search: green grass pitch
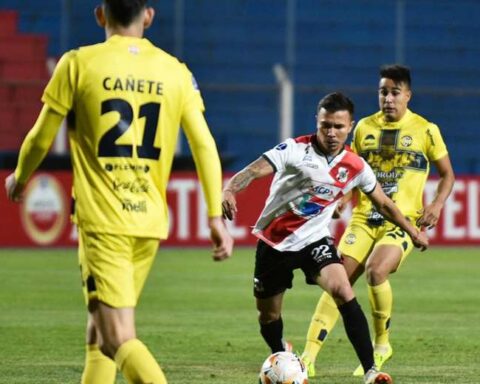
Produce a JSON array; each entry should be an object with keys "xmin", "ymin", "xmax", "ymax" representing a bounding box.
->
[{"xmin": 0, "ymin": 247, "xmax": 479, "ymax": 383}]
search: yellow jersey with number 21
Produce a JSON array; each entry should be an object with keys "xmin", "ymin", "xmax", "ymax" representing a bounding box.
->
[{"xmin": 42, "ymin": 35, "xmax": 212, "ymax": 239}]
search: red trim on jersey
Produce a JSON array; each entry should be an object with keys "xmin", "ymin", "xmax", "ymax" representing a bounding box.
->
[
  {"xmin": 258, "ymin": 192, "xmax": 344, "ymax": 246},
  {"xmin": 294, "ymin": 134, "xmax": 315, "ymax": 144},
  {"xmin": 261, "ymin": 210, "xmax": 308, "ymax": 245},
  {"xmin": 329, "ymin": 151, "xmax": 365, "ymax": 188}
]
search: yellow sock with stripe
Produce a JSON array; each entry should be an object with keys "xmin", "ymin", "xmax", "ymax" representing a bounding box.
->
[
  {"xmin": 115, "ymin": 338, "xmax": 167, "ymax": 384},
  {"xmin": 303, "ymin": 292, "xmax": 340, "ymax": 362},
  {"xmin": 368, "ymin": 280, "xmax": 393, "ymax": 346},
  {"xmin": 81, "ymin": 344, "xmax": 116, "ymax": 384}
]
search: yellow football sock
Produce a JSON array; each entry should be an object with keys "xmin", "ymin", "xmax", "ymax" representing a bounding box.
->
[
  {"xmin": 115, "ymin": 338, "xmax": 167, "ymax": 384},
  {"xmin": 368, "ymin": 280, "xmax": 392, "ymax": 346},
  {"xmin": 303, "ymin": 293, "xmax": 340, "ymax": 362},
  {"xmin": 81, "ymin": 344, "xmax": 117, "ymax": 384}
]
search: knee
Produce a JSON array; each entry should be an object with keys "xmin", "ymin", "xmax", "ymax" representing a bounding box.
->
[
  {"xmin": 328, "ymin": 281, "xmax": 354, "ymax": 304},
  {"xmin": 258, "ymin": 310, "xmax": 280, "ymax": 324},
  {"xmin": 98, "ymin": 333, "xmax": 133, "ymax": 359},
  {"xmin": 97, "ymin": 326, "xmax": 136, "ymax": 358},
  {"xmin": 365, "ymin": 263, "xmax": 388, "ymax": 285}
]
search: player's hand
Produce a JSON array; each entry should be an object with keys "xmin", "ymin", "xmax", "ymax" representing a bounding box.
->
[
  {"xmin": 209, "ymin": 216, "xmax": 233, "ymax": 261},
  {"xmin": 412, "ymin": 229, "xmax": 429, "ymax": 252},
  {"xmin": 416, "ymin": 202, "xmax": 443, "ymax": 229},
  {"xmin": 332, "ymin": 200, "xmax": 347, "ymax": 219},
  {"xmin": 5, "ymin": 173, "xmax": 25, "ymax": 203},
  {"xmin": 222, "ymin": 189, "xmax": 237, "ymax": 220}
]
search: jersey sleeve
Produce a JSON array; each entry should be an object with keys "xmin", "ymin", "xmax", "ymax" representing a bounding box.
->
[
  {"xmin": 262, "ymin": 139, "xmax": 295, "ymax": 172},
  {"xmin": 425, "ymin": 123, "xmax": 448, "ymax": 161},
  {"xmin": 41, "ymin": 50, "xmax": 78, "ymax": 116},
  {"xmin": 181, "ymin": 64, "xmax": 205, "ymax": 114},
  {"xmin": 357, "ymin": 159, "xmax": 377, "ymax": 194},
  {"xmin": 181, "ymin": 109, "xmax": 222, "ymax": 217}
]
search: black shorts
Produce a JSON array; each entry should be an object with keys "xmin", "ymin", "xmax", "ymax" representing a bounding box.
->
[{"xmin": 253, "ymin": 237, "xmax": 342, "ymax": 299}]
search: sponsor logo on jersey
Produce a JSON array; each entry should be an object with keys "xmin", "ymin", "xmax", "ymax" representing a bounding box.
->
[
  {"xmin": 310, "ymin": 184, "xmax": 335, "ymax": 198},
  {"xmin": 105, "ymin": 163, "xmax": 150, "ymax": 173},
  {"xmin": 21, "ymin": 174, "xmax": 67, "ymax": 245},
  {"xmin": 113, "ymin": 177, "xmax": 150, "ymax": 194},
  {"xmin": 303, "ymin": 162, "xmax": 319, "ymax": 169},
  {"xmin": 401, "ymin": 135, "xmax": 413, "ymax": 147},
  {"xmin": 122, "ymin": 199, "xmax": 147, "ymax": 213},
  {"xmin": 275, "ymin": 143, "xmax": 288, "ymax": 151}
]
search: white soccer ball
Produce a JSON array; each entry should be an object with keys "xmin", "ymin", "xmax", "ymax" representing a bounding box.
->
[{"xmin": 258, "ymin": 351, "xmax": 308, "ymax": 384}]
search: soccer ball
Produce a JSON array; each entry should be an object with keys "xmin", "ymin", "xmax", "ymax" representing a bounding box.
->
[{"xmin": 258, "ymin": 351, "xmax": 308, "ymax": 384}]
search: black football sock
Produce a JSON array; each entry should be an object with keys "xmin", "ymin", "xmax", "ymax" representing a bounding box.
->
[
  {"xmin": 338, "ymin": 298, "xmax": 374, "ymax": 373},
  {"xmin": 260, "ymin": 317, "xmax": 285, "ymax": 353}
]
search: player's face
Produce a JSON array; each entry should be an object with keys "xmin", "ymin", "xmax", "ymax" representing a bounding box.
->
[
  {"xmin": 378, "ymin": 78, "xmax": 411, "ymax": 122},
  {"xmin": 316, "ymin": 108, "xmax": 354, "ymax": 156}
]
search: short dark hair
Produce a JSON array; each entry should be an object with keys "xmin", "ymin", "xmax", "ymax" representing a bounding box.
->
[
  {"xmin": 380, "ymin": 64, "xmax": 411, "ymax": 88},
  {"xmin": 316, "ymin": 92, "xmax": 354, "ymax": 118},
  {"xmin": 103, "ymin": 0, "xmax": 148, "ymax": 27}
]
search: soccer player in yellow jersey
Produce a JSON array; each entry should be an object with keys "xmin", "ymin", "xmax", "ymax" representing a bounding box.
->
[
  {"xmin": 301, "ymin": 65, "xmax": 455, "ymax": 378},
  {"xmin": 4, "ymin": 1, "xmax": 233, "ymax": 383}
]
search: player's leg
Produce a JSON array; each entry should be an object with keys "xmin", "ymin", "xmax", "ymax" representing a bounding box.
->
[
  {"xmin": 302, "ymin": 224, "xmax": 373, "ymax": 376},
  {"xmin": 80, "ymin": 231, "xmax": 166, "ymax": 384},
  {"xmin": 302, "ymin": 256, "xmax": 364, "ymax": 375},
  {"xmin": 81, "ymin": 313, "xmax": 117, "ymax": 384},
  {"xmin": 257, "ymin": 292, "xmax": 287, "ymax": 353},
  {"xmin": 315, "ymin": 262, "xmax": 376, "ymax": 375},
  {"xmin": 91, "ymin": 301, "xmax": 167, "ymax": 384},
  {"xmin": 353, "ymin": 225, "xmax": 412, "ymax": 376},
  {"xmin": 78, "ymin": 230, "xmax": 116, "ymax": 384},
  {"xmin": 109, "ymin": 236, "xmax": 165, "ymax": 384},
  {"xmin": 254, "ymin": 240, "xmax": 293, "ymax": 353}
]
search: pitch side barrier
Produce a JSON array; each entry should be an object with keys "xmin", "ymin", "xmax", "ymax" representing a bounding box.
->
[{"xmin": 0, "ymin": 153, "xmax": 479, "ymax": 247}]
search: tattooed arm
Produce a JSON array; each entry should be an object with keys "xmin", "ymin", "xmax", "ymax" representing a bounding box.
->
[{"xmin": 222, "ymin": 156, "xmax": 275, "ymax": 220}]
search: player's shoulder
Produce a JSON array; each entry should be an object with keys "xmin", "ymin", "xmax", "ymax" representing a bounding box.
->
[
  {"xmin": 293, "ymin": 134, "xmax": 314, "ymax": 145},
  {"xmin": 340, "ymin": 148, "xmax": 366, "ymax": 171},
  {"xmin": 406, "ymin": 109, "xmax": 431, "ymax": 125}
]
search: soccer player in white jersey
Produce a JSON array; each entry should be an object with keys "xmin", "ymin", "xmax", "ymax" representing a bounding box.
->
[
  {"xmin": 5, "ymin": 1, "xmax": 232, "ymax": 383},
  {"xmin": 222, "ymin": 92, "xmax": 428, "ymax": 384}
]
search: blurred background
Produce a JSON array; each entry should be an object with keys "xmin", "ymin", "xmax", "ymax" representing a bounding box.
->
[{"xmin": 0, "ymin": 0, "xmax": 479, "ymax": 247}]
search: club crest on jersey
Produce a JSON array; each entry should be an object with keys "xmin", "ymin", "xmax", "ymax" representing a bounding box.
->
[
  {"xmin": 401, "ymin": 135, "xmax": 413, "ymax": 147},
  {"xmin": 345, "ymin": 233, "xmax": 356, "ymax": 245},
  {"xmin": 275, "ymin": 143, "xmax": 288, "ymax": 151},
  {"xmin": 336, "ymin": 167, "xmax": 349, "ymax": 183}
]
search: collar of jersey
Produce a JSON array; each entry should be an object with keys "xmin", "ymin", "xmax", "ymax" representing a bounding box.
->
[{"xmin": 310, "ymin": 134, "xmax": 346, "ymax": 164}]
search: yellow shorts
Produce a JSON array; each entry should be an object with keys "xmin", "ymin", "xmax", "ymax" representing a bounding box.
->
[
  {"xmin": 78, "ymin": 229, "xmax": 159, "ymax": 308},
  {"xmin": 338, "ymin": 217, "xmax": 415, "ymax": 267}
]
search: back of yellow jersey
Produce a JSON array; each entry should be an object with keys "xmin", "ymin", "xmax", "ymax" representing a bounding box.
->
[
  {"xmin": 351, "ymin": 109, "xmax": 448, "ymax": 225},
  {"xmin": 42, "ymin": 36, "xmax": 205, "ymax": 238}
]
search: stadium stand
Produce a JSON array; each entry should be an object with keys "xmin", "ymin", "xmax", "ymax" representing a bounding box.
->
[
  {"xmin": 0, "ymin": 10, "xmax": 49, "ymax": 150},
  {"xmin": 0, "ymin": 0, "xmax": 479, "ymax": 173}
]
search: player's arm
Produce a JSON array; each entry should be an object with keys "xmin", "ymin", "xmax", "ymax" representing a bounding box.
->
[
  {"xmin": 417, "ymin": 154, "xmax": 455, "ymax": 229},
  {"xmin": 332, "ymin": 189, "xmax": 354, "ymax": 218},
  {"xmin": 222, "ymin": 156, "xmax": 274, "ymax": 220},
  {"xmin": 367, "ymin": 183, "xmax": 429, "ymax": 250},
  {"xmin": 5, "ymin": 105, "xmax": 65, "ymax": 202},
  {"xmin": 181, "ymin": 108, "xmax": 233, "ymax": 260}
]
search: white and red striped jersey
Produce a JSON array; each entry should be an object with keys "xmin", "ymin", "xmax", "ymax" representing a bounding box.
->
[{"xmin": 252, "ymin": 134, "xmax": 377, "ymax": 251}]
